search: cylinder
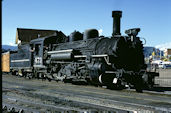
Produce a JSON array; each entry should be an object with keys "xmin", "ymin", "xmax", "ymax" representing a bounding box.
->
[
  {"xmin": 98, "ymin": 74, "xmax": 116, "ymax": 84},
  {"xmin": 50, "ymin": 52, "xmax": 73, "ymax": 60},
  {"xmin": 112, "ymin": 11, "xmax": 122, "ymax": 36}
]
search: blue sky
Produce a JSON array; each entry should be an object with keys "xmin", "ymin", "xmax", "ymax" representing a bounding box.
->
[{"xmin": 2, "ymin": 0, "xmax": 171, "ymax": 47}]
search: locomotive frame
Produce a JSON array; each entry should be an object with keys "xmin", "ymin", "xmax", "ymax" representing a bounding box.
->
[{"xmin": 7, "ymin": 11, "xmax": 159, "ymax": 92}]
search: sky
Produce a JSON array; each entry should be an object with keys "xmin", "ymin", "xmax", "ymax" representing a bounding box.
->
[{"xmin": 2, "ymin": 0, "xmax": 171, "ymax": 48}]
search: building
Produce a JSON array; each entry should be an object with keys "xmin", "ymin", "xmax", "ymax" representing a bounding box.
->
[{"xmin": 164, "ymin": 49, "xmax": 171, "ymax": 58}]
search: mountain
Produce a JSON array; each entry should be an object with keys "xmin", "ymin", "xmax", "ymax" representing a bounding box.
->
[
  {"xmin": 143, "ymin": 46, "xmax": 164, "ymax": 58},
  {"xmin": 143, "ymin": 46, "xmax": 155, "ymax": 57},
  {"xmin": 2, "ymin": 45, "xmax": 17, "ymax": 53}
]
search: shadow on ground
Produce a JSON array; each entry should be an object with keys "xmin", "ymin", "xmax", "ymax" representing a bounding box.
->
[{"xmin": 147, "ymin": 87, "xmax": 171, "ymax": 92}]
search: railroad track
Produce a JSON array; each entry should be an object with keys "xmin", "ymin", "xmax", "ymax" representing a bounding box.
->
[
  {"xmin": 3, "ymin": 87, "xmax": 132, "ymax": 113},
  {"xmin": 2, "ymin": 74, "xmax": 171, "ymax": 113}
]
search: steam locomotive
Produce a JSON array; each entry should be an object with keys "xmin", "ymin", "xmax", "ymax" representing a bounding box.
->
[{"xmin": 9, "ymin": 11, "xmax": 159, "ymax": 92}]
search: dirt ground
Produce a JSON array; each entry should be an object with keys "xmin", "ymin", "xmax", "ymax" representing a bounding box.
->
[{"xmin": 2, "ymin": 73, "xmax": 171, "ymax": 113}]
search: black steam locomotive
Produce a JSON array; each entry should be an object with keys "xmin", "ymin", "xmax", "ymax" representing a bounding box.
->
[{"xmin": 10, "ymin": 11, "xmax": 158, "ymax": 92}]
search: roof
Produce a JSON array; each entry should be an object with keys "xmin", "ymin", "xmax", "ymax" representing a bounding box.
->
[
  {"xmin": 30, "ymin": 35, "xmax": 59, "ymax": 45},
  {"xmin": 15, "ymin": 28, "xmax": 58, "ymax": 44}
]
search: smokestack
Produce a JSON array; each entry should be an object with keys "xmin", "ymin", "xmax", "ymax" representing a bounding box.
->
[{"xmin": 112, "ymin": 11, "xmax": 122, "ymax": 36}]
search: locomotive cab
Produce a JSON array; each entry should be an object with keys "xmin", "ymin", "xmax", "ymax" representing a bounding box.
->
[
  {"xmin": 30, "ymin": 35, "xmax": 60, "ymax": 67},
  {"xmin": 30, "ymin": 38, "xmax": 44, "ymax": 67}
]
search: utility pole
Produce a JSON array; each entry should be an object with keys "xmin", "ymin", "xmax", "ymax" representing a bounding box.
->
[{"xmin": 160, "ymin": 50, "xmax": 161, "ymax": 60}]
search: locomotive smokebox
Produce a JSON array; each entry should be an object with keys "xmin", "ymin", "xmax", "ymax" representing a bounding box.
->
[{"xmin": 112, "ymin": 11, "xmax": 122, "ymax": 36}]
